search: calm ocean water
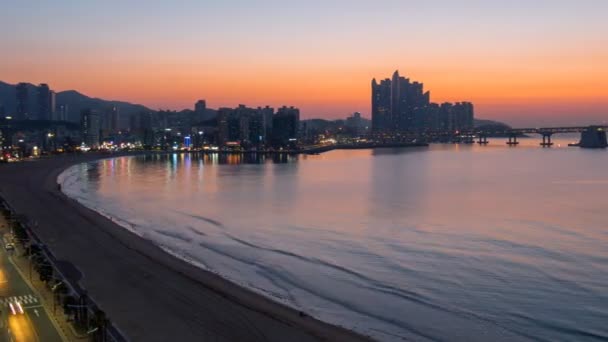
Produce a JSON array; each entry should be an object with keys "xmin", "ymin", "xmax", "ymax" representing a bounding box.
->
[{"xmin": 59, "ymin": 137, "xmax": 608, "ymax": 341}]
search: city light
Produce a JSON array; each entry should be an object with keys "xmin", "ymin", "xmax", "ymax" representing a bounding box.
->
[{"xmin": 15, "ymin": 302, "xmax": 24, "ymax": 314}]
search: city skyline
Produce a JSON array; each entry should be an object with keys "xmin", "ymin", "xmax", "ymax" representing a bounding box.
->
[{"xmin": 1, "ymin": 1, "xmax": 607, "ymax": 127}]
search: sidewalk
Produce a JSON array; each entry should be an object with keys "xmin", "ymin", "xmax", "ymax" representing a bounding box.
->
[{"xmin": 0, "ymin": 215, "xmax": 89, "ymax": 342}]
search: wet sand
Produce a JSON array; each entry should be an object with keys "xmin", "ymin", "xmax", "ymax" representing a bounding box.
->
[{"xmin": 0, "ymin": 153, "xmax": 370, "ymax": 342}]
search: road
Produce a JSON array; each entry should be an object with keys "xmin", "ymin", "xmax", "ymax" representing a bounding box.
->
[{"xmin": 0, "ymin": 221, "xmax": 63, "ymax": 342}]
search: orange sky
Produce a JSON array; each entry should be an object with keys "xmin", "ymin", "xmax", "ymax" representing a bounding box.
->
[{"xmin": 1, "ymin": 1, "xmax": 607, "ymax": 126}]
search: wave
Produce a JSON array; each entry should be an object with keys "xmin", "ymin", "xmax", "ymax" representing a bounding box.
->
[{"xmin": 57, "ymin": 158, "xmax": 607, "ymax": 342}]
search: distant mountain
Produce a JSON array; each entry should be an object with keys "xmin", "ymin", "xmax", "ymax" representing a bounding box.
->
[
  {"xmin": 56, "ymin": 89, "xmax": 152, "ymax": 127},
  {"xmin": 474, "ymin": 118, "xmax": 511, "ymax": 129}
]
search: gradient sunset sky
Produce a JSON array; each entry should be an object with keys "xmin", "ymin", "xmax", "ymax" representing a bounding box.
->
[{"xmin": 1, "ymin": 0, "xmax": 607, "ymax": 126}]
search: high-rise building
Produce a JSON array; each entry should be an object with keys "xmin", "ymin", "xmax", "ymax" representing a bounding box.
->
[
  {"xmin": 258, "ymin": 106, "xmax": 274, "ymax": 143},
  {"xmin": 371, "ymin": 78, "xmax": 391, "ymax": 133},
  {"xmin": 234, "ymin": 105, "xmax": 253, "ymax": 143},
  {"xmin": 216, "ymin": 105, "xmax": 298, "ymax": 148},
  {"xmin": 372, "ymin": 70, "xmax": 473, "ymax": 134},
  {"xmin": 452, "ymin": 102, "xmax": 474, "ymax": 131},
  {"xmin": 49, "ymin": 90, "xmax": 56, "ymax": 120},
  {"xmin": 16, "ymin": 83, "xmax": 29, "ymax": 120},
  {"xmin": 55, "ymin": 104, "xmax": 69, "ymax": 121},
  {"xmin": 37, "ymin": 84, "xmax": 52, "ymax": 120},
  {"xmin": 247, "ymin": 111, "xmax": 265, "ymax": 147},
  {"xmin": 346, "ymin": 112, "xmax": 366, "ymax": 135},
  {"xmin": 194, "ymin": 100, "xmax": 207, "ymax": 123},
  {"xmin": 217, "ymin": 108, "xmax": 237, "ymax": 145},
  {"xmin": 272, "ymin": 106, "xmax": 300, "ymax": 147},
  {"xmin": 81, "ymin": 109, "xmax": 101, "ymax": 148},
  {"xmin": 110, "ymin": 106, "xmax": 119, "ymax": 132}
]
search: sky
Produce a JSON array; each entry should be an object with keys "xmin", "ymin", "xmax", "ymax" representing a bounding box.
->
[{"xmin": 1, "ymin": 0, "xmax": 607, "ymax": 126}]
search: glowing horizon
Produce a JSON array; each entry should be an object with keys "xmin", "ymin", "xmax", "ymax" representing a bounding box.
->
[{"xmin": 1, "ymin": 1, "xmax": 607, "ymax": 127}]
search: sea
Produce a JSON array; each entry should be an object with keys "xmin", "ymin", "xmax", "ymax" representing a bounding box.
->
[{"xmin": 58, "ymin": 136, "xmax": 608, "ymax": 341}]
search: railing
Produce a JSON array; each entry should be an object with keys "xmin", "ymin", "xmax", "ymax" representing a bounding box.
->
[
  {"xmin": 0, "ymin": 200, "xmax": 129, "ymax": 342},
  {"xmin": 366, "ymin": 125, "xmax": 607, "ymax": 138}
]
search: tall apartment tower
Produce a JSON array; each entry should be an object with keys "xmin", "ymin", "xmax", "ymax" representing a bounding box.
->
[
  {"xmin": 194, "ymin": 100, "xmax": 207, "ymax": 123},
  {"xmin": 55, "ymin": 104, "xmax": 69, "ymax": 121},
  {"xmin": 49, "ymin": 91, "xmax": 56, "ymax": 119},
  {"xmin": 81, "ymin": 109, "xmax": 101, "ymax": 148},
  {"xmin": 37, "ymin": 84, "xmax": 52, "ymax": 120},
  {"xmin": 110, "ymin": 106, "xmax": 120, "ymax": 132},
  {"xmin": 371, "ymin": 78, "xmax": 391, "ymax": 133},
  {"xmin": 372, "ymin": 70, "xmax": 437, "ymax": 133},
  {"xmin": 16, "ymin": 83, "xmax": 29, "ymax": 120}
]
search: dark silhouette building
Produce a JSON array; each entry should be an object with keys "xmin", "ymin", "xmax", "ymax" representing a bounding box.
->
[
  {"xmin": 272, "ymin": 106, "xmax": 300, "ymax": 148},
  {"xmin": 195, "ymin": 100, "xmax": 207, "ymax": 123},
  {"xmin": 37, "ymin": 84, "xmax": 54, "ymax": 120},
  {"xmin": 217, "ymin": 108, "xmax": 239, "ymax": 145},
  {"xmin": 16, "ymin": 83, "xmax": 29, "ymax": 120},
  {"xmin": 372, "ymin": 70, "xmax": 472, "ymax": 134},
  {"xmin": 55, "ymin": 104, "xmax": 69, "ymax": 122},
  {"xmin": 371, "ymin": 78, "xmax": 392, "ymax": 132},
  {"xmin": 258, "ymin": 105, "xmax": 274, "ymax": 143},
  {"xmin": 216, "ymin": 104, "xmax": 298, "ymax": 148},
  {"xmin": 110, "ymin": 106, "xmax": 119, "ymax": 132}
]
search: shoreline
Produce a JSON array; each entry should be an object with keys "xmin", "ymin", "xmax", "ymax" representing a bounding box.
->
[{"xmin": 0, "ymin": 152, "xmax": 372, "ymax": 341}]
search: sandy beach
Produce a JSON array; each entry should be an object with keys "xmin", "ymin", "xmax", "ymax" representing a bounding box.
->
[{"xmin": 0, "ymin": 153, "xmax": 370, "ymax": 342}]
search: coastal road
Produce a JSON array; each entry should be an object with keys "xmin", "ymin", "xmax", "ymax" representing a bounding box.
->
[
  {"xmin": 0, "ymin": 154, "xmax": 370, "ymax": 342},
  {"xmin": 0, "ymin": 224, "xmax": 64, "ymax": 342}
]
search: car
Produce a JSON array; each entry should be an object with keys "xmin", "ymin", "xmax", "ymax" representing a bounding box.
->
[{"xmin": 9, "ymin": 301, "xmax": 24, "ymax": 315}]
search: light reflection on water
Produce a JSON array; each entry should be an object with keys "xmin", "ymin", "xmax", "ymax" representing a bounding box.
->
[{"xmin": 61, "ymin": 138, "xmax": 608, "ymax": 341}]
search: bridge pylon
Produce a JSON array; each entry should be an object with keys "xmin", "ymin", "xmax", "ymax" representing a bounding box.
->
[
  {"xmin": 477, "ymin": 134, "xmax": 488, "ymax": 145},
  {"xmin": 507, "ymin": 133, "xmax": 519, "ymax": 146},
  {"xmin": 540, "ymin": 132, "xmax": 554, "ymax": 147}
]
